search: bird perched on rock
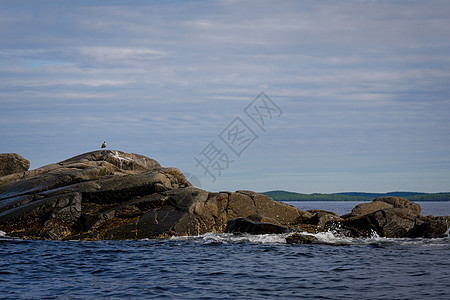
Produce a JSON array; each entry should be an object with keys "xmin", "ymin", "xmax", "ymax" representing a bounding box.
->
[{"xmin": 101, "ymin": 141, "xmax": 107, "ymax": 148}]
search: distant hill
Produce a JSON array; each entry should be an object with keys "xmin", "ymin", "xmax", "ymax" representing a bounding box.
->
[{"xmin": 261, "ymin": 190, "xmax": 450, "ymax": 202}]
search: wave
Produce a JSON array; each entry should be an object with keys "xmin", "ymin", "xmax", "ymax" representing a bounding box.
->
[
  {"xmin": 1, "ymin": 229, "xmax": 448, "ymax": 246},
  {"xmin": 169, "ymin": 232, "xmax": 291, "ymax": 244},
  {"xmin": 168, "ymin": 230, "xmax": 450, "ymax": 247}
]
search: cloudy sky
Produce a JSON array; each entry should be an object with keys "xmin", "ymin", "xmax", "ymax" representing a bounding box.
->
[{"xmin": 1, "ymin": 0, "xmax": 449, "ymax": 193}]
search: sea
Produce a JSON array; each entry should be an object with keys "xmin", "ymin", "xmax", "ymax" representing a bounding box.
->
[{"xmin": 1, "ymin": 201, "xmax": 449, "ymax": 300}]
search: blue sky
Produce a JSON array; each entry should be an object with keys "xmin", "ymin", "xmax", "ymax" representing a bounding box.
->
[{"xmin": 1, "ymin": 0, "xmax": 449, "ymax": 193}]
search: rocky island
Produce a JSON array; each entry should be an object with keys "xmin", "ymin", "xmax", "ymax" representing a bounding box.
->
[{"xmin": 0, "ymin": 151, "xmax": 448, "ymax": 242}]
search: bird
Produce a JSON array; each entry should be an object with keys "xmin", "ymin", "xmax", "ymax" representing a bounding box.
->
[{"xmin": 101, "ymin": 141, "xmax": 107, "ymax": 148}]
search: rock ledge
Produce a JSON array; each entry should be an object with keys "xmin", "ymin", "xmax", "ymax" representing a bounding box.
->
[{"xmin": 0, "ymin": 151, "xmax": 448, "ymax": 240}]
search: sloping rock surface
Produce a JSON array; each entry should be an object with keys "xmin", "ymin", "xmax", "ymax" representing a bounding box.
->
[{"xmin": 0, "ymin": 150, "xmax": 302, "ymax": 240}]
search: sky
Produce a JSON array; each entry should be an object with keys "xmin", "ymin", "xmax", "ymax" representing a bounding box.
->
[{"xmin": 1, "ymin": 0, "xmax": 449, "ymax": 193}]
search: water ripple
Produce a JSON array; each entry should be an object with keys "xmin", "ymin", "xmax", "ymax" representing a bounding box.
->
[{"xmin": 0, "ymin": 233, "xmax": 449, "ymax": 299}]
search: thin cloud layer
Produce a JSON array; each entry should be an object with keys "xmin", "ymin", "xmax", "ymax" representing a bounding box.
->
[{"xmin": 1, "ymin": 0, "xmax": 449, "ymax": 193}]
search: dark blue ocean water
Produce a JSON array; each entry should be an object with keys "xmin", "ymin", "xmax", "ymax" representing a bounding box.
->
[{"xmin": 1, "ymin": 202, "xmax": 449, "ymax": 300}]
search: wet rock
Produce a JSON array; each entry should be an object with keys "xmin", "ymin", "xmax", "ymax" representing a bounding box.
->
[
  {"xmin": 341, "ymin": 208, "xmax": 417, "ymax": 238},
  {"xmin": 286, "ymin": 233, "xmax": 351, "ymax": 246},
  {"xmin": 408, "ymin": 216, "xmax": 450, "ymax": 238},
  {"xmin": 225, "ymin": 217, "xmax": 289, "ymax": 235},
  {"xmin": 338, "ymin": 197, "xmax": 442, "ymax": 238},
  {"xmin": 286, "ymin": 233, "xmax": 320, "ymax": 244},
  {"xmin": 0, "ymin": 153, "xmax": 30, "ymax": 177},
  {"xmin": 295, "ymin": 210, "xmax": 343, "ymax": 229},
  {"xmin": 323, "ymin": 221, "xmax": 354, "ymax": 237}
]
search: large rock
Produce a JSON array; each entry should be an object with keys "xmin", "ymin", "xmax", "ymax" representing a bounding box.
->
[
  {"xmin": 407, "ymin": 216, "xmax": 450, "ymax": 238},
  {"xmin": 0, "ymin": 153, "xmax": 30, "ymax": 177},
  {"xmin": 59, "ymin": 150, "xmax": 161, "ymax": 171},
  {"xmin": 285, "ymin": 233, "xmax": 351, "ymax": 246},
  {"xmin": 339, "ymin": 208, "xmax": 417, "ymax": 238},
  {"xmin": 294, "ymin": 209, "xmax": 343, "ymax": 230},
  {"xmin": 344, "ymin": 201, "xmax": 393, "ymax": 218},
  {"xmin": 0, "ymin": 151, "xmax": 447, "ymax": 240},
  {"xmin": 286, "ymin": 233, "xmax": 321, "ymax": 244},
  {"xmin": 0, "ymin": 150, "xmax": 303, "ymax": 240},
  {"xmin": 335, "ymin": 197, "xmax": 446, "ymax": 238},
  {"xmin": 374, "ymin": 196, "xmax": 421, "ymax": 215},
  {"xmin": 225, "ymin": 217, "xmax": 289, "ymax": 235},
  {"xmin": 78, "ymin": 188, "xmax": 303, "ymax": 240},
  {"xmin": 0, "ymin": 150, "xmax": 160, "ymax": 188}
]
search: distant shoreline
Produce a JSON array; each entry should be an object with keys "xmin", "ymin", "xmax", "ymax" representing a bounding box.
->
[
  {"xmin": 278, "ymin": 200, "xmax": 450, "ymax": 202},
  {"xmin": 262, "ymin": 190, "xmax": 450, "ymax": 202}
]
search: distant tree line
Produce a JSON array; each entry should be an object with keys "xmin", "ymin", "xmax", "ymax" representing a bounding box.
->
[{"xmin": 261, "ymin": 190, "xmax": 450, "ymax": 202}]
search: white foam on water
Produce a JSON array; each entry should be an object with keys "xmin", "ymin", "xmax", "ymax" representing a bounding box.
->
[
  {"xmin": 310, "ymin": 231, "xmax": 355, "ymax": 244},
  {"xmin": 169, "ymin": 232, "xmax": 290, "ymax": 244},
  {"xmin": 283, "ymin": 229, "xmax": 377, "ymax": 245},
  {"xmin": 314, "ymin": 231, "xmax": 448, "ymax": 246},
  {"xmin": 231, "ymin": 233, "xmax": 290, "ymax": 244},
  {"xmin": 155, "ymin": 230, "xmax": 450, "ymax": 246},
  {"xmin": 170, "ymin": 231, "xmax": 360, "ymax": 245}
]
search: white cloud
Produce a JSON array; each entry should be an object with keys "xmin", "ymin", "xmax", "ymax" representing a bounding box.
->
[
  {"xmin": 1, "ymin": 0, "xmax": 449, "ymax": 192},
  {"xmin": 78, "ymin": 47, "xmax": 169, "ymax": 62}
]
